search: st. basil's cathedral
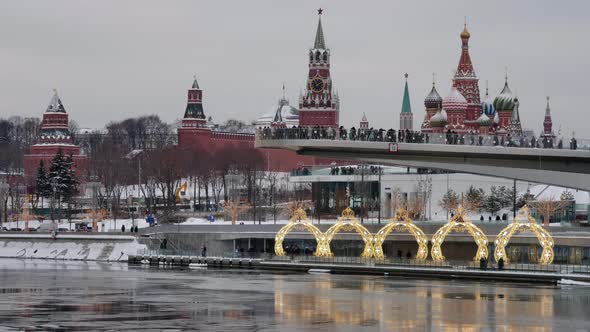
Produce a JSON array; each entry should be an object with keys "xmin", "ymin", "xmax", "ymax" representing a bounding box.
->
[{"xmin": 420, "ymin": 23, "xmax": 528, "ymax": 137}]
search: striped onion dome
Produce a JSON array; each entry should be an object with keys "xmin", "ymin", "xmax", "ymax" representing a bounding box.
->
[
  {"xmin": 476, "ymin": 113, "xmax": 491, "ymax": 127},
  {"xmin": 481, "ymin": 91, "xmax": 496, "ymax": 116},
  {"xmin": 493, "ymin": 81, "xmax": 515, "ymax": 111},
  {"xmin": 424, "ymin": 84, "xmax": 442, "ymax": 109},
  {"xmin": 430, "ymin": 108, "xmax": 448, "ymax": 127},
  {"xmin": 442, "ymin": 86, "xmax": 467, "ymax": 112}
]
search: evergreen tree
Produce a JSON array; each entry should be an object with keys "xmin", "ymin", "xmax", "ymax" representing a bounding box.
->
[
  {"xmin": 62, "ymin": 154, "xmax": 78, "ymax": 201},
  {"xmin": 497, "ymin": 185, "xmax": 514, "ymax": 209},
  {"xmin": 465, "ymin": 186, "xmax": 485, "ymax": 212},
  {"xmin": 483, "ymin": 186, "xmax": 503, "ymax": 216},
  {"xmin": 48, "ymin": 149, "xmax": 67, "ymax": 198},
  {"xmin": 35, "ymin": 160, "xmax": 51, "ymax": 199},
  {"xmin": 560, "ymin": 190, "xmax": 574, "ymax": 201},
  {"xmin": 46, "ymin": 149, "xmax": 78, "ymax": 221}
]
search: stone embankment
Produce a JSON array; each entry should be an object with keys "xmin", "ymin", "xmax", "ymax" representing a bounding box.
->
[{"xmin": 0, "ymin": 234, "xmax": 146, "ymax": 261}]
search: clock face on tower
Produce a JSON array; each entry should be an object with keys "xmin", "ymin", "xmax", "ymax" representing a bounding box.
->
[{"xmin": 311, "ymin": 78, "xmax": 324, "ymax": 92}]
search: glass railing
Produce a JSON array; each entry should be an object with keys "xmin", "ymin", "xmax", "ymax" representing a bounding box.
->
[{"xmin": 256, "ymin": 127, "xmax": 589, "ymax": 151}]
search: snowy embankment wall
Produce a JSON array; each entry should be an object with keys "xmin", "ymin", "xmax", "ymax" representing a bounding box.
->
[{"xmin": 0, "ymin": 234, "xmax": 147, "ymax": 261}]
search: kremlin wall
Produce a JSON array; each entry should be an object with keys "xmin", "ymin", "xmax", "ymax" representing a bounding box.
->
[{"xmin": 23, "ymin": 11, "xmax": 557, "ymax": 184}]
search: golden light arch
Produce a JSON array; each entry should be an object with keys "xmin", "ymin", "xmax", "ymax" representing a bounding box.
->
[
  {"xmin": 373, "ymin": 208, "xmax": 429, "ymax": 260},
  {"xmin": 316, "ymin": 207, "xmax": 375, "ymax": 258},
  {"xmin": 431, "ymin": 206, "xmax": 489, "ymax": 261},
  {"xmin": 494, "ymin": 206, "xmax": 554, "ymax": 265},
  {"xmin": 274, "ymin": 208, "xmax": 323, "ymax": 256}
]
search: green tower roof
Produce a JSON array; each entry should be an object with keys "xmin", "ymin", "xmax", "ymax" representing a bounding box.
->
[{"xmin": 401, "ymin": 73, "xmax": 412, "ymax": 113}]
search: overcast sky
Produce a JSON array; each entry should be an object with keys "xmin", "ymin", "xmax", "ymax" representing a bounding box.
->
[{"xmin": 0, "ymin": 0, "xmax": 588, "ymax": 136}]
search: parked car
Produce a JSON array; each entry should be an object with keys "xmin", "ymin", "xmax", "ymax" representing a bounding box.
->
[
  {"xmin": 1, "ymin": 227, "xmax": 8, "ymax": 232},
  {"xmin": 9, "ymin": 228, "xmax": 22, "ymax": 232}
]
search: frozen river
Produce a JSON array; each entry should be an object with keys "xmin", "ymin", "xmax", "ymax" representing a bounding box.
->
[{"xmin": 0, "ymin": 259, "xmax": 588, "ymax": 331}]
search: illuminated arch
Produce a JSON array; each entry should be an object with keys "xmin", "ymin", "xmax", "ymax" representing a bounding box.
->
[
  {"xmin": 373, "ymin": 208, "xmax": 429, "ymax": 260},
  {"xmin": 274, "ymin": 208, "xmax": 323, "ymax": 256},
  {"xmin": 316, "ymin": 207, "xmax": 375, "ymax": 258},
  {"xmin": 431, "ymin": 206, "xmax": 489, "ymax": 261},
  {"xmin": 494, "ymin": 206, "xmax": 554, "ymax": 265}
]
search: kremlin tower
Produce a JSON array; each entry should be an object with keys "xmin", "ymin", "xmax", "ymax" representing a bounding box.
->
[
  {"xmin": 24, "ymin": 90, "xmax": 88, "ymax": 187},
  {"xmin": 298, "ymin": 9, "xmax": 340, "ymax": 127},
  {"xmin": 399, "ymin": 74, "xmax": 413, "ymax": 130},
  {"xmin": 177, "ymin": 76, "xmax": 214, "ymax": 151},
  {"xmin": 359, "ymin": 113, "xmax": 369, "ymax": 130},
  {"xmin": 541, "ymin": 96, "xmax": 555, "ymax": 138}
]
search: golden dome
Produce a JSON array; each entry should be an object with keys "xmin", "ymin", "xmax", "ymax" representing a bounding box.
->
[{"xmin": 460, "ymin": 24, "xmax": 470, "ymax": 39}]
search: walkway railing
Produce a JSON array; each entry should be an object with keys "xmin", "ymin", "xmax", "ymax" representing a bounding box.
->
[
  {"xmin": 136, "ymin": 249, "xmax": 590, "ymax": 275},
  {"xmin": 256, "ymin": 127, "xmax": 590, "ymax": 151}
]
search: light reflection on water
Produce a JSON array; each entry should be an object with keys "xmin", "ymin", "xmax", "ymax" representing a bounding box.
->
[{"xmin": 0, "ymin": 259, "xmax": 588, "ymax": 331}]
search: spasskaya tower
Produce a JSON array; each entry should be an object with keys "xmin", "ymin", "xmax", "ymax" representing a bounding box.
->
[{"xmin": 298, "ymin": 9, "xmax": 340, "ymax": 127}]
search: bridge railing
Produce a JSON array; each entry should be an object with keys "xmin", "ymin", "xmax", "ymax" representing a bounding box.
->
[{"xmin": 256, "ymin": 127, "xmax": 590, "ymax": 151}]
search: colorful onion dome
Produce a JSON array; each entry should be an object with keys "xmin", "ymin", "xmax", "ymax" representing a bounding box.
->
[
  {"xmin": 430, "ymin": 108, "xmax": 448, "ymax": 127},
  {"xmin": 493, "ymin": 80, "xmax": 515, "ymax": 111},
  {"xmin": 481, "ymin": 90, "xmax": 496, "ymax": 116},
  {"xmin": 424, "ymin": 84, "xmax": 442, "ymax": 109},
  {"xmin": 476, "ymin": 112, "xmax": 490, "ymax": 127},
  {"xmin": 442, "ymin": 86, "xmax": 467, "ymax": 112}
]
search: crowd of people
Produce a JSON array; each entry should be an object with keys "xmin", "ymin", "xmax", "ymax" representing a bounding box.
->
[
  {"xmin": 258, "ymin": 126, "xmax": 581, "ymax": 150},
  {"xmin": 330, "ymin": 166, "xmax": 381, "ymax": 175}
]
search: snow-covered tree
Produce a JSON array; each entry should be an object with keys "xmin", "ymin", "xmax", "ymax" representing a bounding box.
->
[
  {"xmin": 560, "ymin": 190, "xmax": 575, "ymax": 201},
  {"xmin": 34, "ymin": 160, "xmax": 51, "ymax": 207},
  {"xmin": 47, "ymin": 149, "xmax": 78, "ymax": 221}
]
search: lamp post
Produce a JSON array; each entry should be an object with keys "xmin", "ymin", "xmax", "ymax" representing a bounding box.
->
[
  {"xmin": 0, "ymin": 180, "xmax": 9, "ymax": 229},
  {"xmin": 16, "ymin": 184, "xmax": 25, "ymax": 230}
]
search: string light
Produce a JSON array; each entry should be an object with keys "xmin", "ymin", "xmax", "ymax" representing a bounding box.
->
[
  {"xmin": 494, "ymin": 206, "xmax": 554, "ymax": 265},
  {"xmin": 317, "ymin": 207, "xmax": 375, "ymax": 258},
  {"xmin": 373, "ymin": 208, "xmax": 429, "ymax": 260},
  {"xmin": 431, "ymin": 206, "xmax": 489, "ymax": 261},
  {"xmin": 274, "ymin": 208, "xmax": 324, "ymax": 256}
]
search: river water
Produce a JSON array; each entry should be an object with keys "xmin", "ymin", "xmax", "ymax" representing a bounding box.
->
[{"xmin": 0, "ymin": 259, "xmax": 588, "ymax": 331}]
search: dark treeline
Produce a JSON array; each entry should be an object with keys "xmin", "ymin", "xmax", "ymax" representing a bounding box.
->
[{"xmin": 0, "ymin": 114, "xmax": 293, "ymax": 224}]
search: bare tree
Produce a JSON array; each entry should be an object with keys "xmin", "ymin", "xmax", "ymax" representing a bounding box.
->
[
  {"xmin": 439, "ymin": 189, "xmax": 459, "ymax": 216},
  {"xmin": 534, "ymin": 195, "xmax": 571, "ymax": 227}
]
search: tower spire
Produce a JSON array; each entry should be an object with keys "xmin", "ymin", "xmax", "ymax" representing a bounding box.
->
[
  {"xmin": 313, "ymin": 8, "xmax": 326, "ymax": 49},
  {"xmin": 400, "ymin": 73, "xmax": 413, "ymax": 130},
  {"xmin": 542, "ymin": 96, "xmax": 554, "ymax": 137}
]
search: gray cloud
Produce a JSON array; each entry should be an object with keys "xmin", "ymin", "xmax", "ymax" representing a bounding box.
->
[{"xmin": 0, "ymin": 0, "xmax": 588, "ymax": 137}]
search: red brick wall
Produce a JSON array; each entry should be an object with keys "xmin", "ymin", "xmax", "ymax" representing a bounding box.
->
[{"xmin": 177, "ymin": 128, "xmax": 333, "ymax": 172}]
